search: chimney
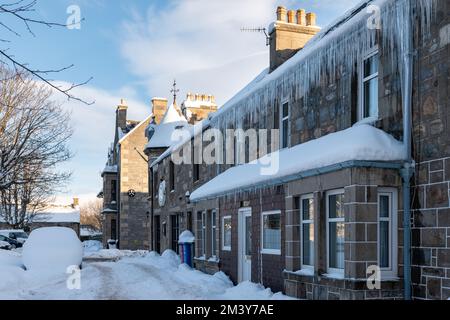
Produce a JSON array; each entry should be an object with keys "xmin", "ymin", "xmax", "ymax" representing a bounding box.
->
[
  {"xmin": 306, "ymin": 13, "xmax": 316, "ymax": 26},
  {"xmin": 297, "ymin": 9, "xmax": 306, "ymax": 26},
  {"xmin": 269, "ymin": 7, "xmax": 321, "ymax": 72},
  {"xmin": 151, "ymin": 97, "xmax": 168, "ymax": 124},
  {"xmin": 116, "ymin": 99, "xmax": 128, "ymax": 132}
]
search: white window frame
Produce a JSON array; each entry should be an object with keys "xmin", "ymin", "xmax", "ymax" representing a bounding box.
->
[
  {"xmin": 326, "ymin": 189, "xmax": 345, "ymax": 277},
  {"xmin": 211, "ymin": 210, "xmax": 217, "ymax": 258},
  {"xmin": 300, "ymin": 194, "xmax": 314, "ymax": 272},
  {"xmin": 201, "ymin": 211, "xmax": 206, "ymax": 258},
  {"xmin": 280, "ymin": 99, "xmax": 290, "ymax": 149},
  {"xmin": 377, "ymin": 188, "xmax": 398, "ymax": 279},
  {"xmin": 222, "ymin": 215, "xmax": 232, "ymax": 251},
  {"xmin": 261, "ymin": 210, "xmax": 282, "ymax": 255},
  {"xmin": 358, "ymin": 47, "xmax": 379, "ymax": 121}
]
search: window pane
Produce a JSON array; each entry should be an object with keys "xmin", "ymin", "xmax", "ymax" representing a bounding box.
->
[
  {"xmin": 245, "ymin": 216, "xmax": 252, "ymax": 255},
  {"xmin": 364, "ymin": 54, "xmax": 378, "ymax": 77},
  {"xmin": 302, "ymin": 223, "xmax": 314, "ymax": 266},
  {"xmin": 263, "ymin": 214, "xmax": 281, "ymax": 250},
  {"xmin": 379, "ymin": 221, "xmax": 390, "ymax": 268},
  {"xmin": 329, "ymin": 222, "xmax": 344, "ymax": 269},
  {"xmin": 282, "ymin": 119, "xmax": 289, "ymax": 148},
  {"xmin": 223, "ymin": 218, "xmax": 232, "ymax": 248},
  {"xmin": 282, "ymin": 102, "xmax": 289, "ymax": 118},
  {"xmin": 364, "ymin": 77, "xmax": 378, "ymax": 118},
  {"xmin": 379, "ymin": 195, "xmax": 390, "ymax": 218},
  {"xmin": 302, "ymin": 198, "xmax": 314, "ymax": 221},
  {"xmin": 329, "ymin": 194, "xmax": 344, "ymax": 218}
]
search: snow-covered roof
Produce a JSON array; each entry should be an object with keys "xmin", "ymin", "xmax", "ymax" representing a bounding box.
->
[
  {"xmin": 118, "ymin": 114, "xmax": 153, "ymax": 145},
  {"xmin": 150, "ymin": 119, "xmax": 210, "ymax": 167},
  {"xmin": 145, "ymin": 103, "xmax": 191, "ymax": 150},
  {"xmin": 32, "ymin": 206, "xmax": 80, "ymax": 224},
  {"xmin": 190, "ymin": 124, "xmax": 406, "ymax": 201},
  {"xmin": 102, "ymin": 165, "xmax": 117, "ymax": 175}
]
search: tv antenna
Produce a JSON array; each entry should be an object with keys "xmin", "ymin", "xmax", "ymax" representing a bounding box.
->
[{"xmin": 240, "ymin": 27, "xmax": 270, "ymax": 46}]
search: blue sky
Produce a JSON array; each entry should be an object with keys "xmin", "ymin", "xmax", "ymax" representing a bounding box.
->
[{"xmin": 10, "ymin": 0, "xmax": 362, "ymax": 204}]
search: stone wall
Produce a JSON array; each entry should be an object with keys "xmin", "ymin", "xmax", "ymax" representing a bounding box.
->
[
  {"xmin": 118, "ymin": 117, "xmax": 151, "ymax": 250},
  {"xmin": 284, "ymin": 167, "xmax": 403, "ymax": 300},
  {"xmin": 409, "ymin": 0, "xmax": 450, "ymax": 300}
]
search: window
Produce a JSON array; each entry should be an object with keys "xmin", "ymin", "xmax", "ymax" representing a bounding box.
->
[
  {"xmin": 201, "ymin": 211, "xmax": 206, "ymax": 257},
  {"xmin": 192, "ymin": 142, "xmax": 200, "ymax": 182},
  {"xmin": 171, "ymin": 214, "xmax": 180, "ymax": 253},
  {"xmin": 186, "ymin": 211, "xmax": 193, "ymax": 232},
  {"xmin": 153, "ymin": 171, "xmax": 159, "ymax": 197},
  {"xmin": 327, "ymin": 190, "xmax": 345, "ymax": 276},
  {"xmin": 169, "ymin": 161, "xmax": 175, "ymax": 191},
  {"xmin": 154, "ymin": 215, "xmax": 161, "ymax": 253},
  {"xmin": 222, "ymin": 216, "xmax": 232, "ymax": 251},
  {"xmin": 360, "ymin": 49, "xmax": 379, "ymax": 120},
  {"xmin": 378, "ymin": 189, "xmax": 398, "ymax": 278},
  {"xmin": 280, "ymin": 101, "xmax": 289, "ymax": 149},
  {"xmin": 261, "ymin": 211, "xmax": 281, "ymax": 254},
  {"xmin": 111, "ymin": 218, "xmax": 117, "ymax": 240},
  {"xmin": 111, "ymin": 180, "xmax": 117, "ymax": 202},
  {"xmin": 211, "ymin": 210, "xmax": 217, "ymax": 258},
  {"xmin": 301, "ymin": 195, "xmax": 314, "ymax": 270}
]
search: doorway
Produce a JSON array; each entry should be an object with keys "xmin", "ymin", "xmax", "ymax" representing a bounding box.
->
[{"xmin": 238, "ymin": 208, "xmax": 252, "ymax": 282}]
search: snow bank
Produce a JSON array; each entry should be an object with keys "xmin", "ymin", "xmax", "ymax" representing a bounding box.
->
[
  {"xmin": 178, "ymin": 230, "xmax": 195, "ymax": 244},
  {"xmin": 84, "ymin": 249, "xmax": 148, "ymax": 259},
  {"xmin": 0, "ymin": 249, "xmax": 23, "ymax": 268},
  {"xmin": 82, "ymin": 240, "xmax": 103, "ymax": 253},
  {"xmin": 191, "ymin": 124, "xmax": 405, "ymax": 201},
  {"xmin": 217, "ymin": 281, "xmax": 294, "ymax": 300},
  {"xmin": 22, "ymin": 227, "xmax": 82, "ymax": 273}
]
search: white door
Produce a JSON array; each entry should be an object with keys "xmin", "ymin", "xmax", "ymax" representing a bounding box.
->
[{"xmin": 238, "ymin": 208, "xmax": 252, "ymax": 282}]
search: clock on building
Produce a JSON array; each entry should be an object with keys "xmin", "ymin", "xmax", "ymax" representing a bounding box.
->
[{"xmin": 158, "ymin": 180, "xmax": 166, "ymax": 207}]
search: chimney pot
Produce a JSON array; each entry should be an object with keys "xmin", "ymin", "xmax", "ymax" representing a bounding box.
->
[
  {"xmin": 297, "ymin": 9, "xmax": 306, "ymax": 25},
  {"xmin": 306, "ymin": 12, "xmax": 316, "ymax": 26},
  {"xmin": 276, "ymin": 6, "xmax": 287, "ymax": 22},
  {"xmin": 287, "ymin": 10, "xmax": 295, "ymax": 24}
]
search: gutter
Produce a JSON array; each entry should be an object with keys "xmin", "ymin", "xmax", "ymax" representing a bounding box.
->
[
  {"xmin": 400, "ymin": 2, "xmax": 415, "ymax": 300},
  {"xmin": 191, "ymin": 160, "xmax": 403, "ymax": 203}
]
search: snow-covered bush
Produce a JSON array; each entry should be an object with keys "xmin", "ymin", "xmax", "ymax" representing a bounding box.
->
[{"xmin": 22, "ymin": 227, "xmax": 82, "ymax": 273}]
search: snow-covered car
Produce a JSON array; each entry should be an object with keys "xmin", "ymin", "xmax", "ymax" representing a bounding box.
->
[
  {"xmin": 22, "ymin": 227, "xmax": 82, "ymax": 273},
  {"xmin": 0, "ymin": 239, "xmax": 12, "ymax": 250},
  {"xmin": 0, "ymin": 234, "xmax": 22, "ymax": 249},
  {"xmin": 0, "ymin": 230, "xmax": 28, "ymax": 245}
]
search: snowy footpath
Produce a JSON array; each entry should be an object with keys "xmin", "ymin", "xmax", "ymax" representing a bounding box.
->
[{"xmin": 0, "ymin": 246, "xmax": 293, "ymax": 300}]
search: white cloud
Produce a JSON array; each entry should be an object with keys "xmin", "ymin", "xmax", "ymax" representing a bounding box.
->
[
  {"xmin": 52, "ymin": 83, "xmax": 149, "ymax": 202},
  {"xmin": 119, "ymin": 0, "xmax": 285, "ymax": 105},
  {"xmin": 118, "ymin": 0, "xmax": 362, "ymax": 105}
]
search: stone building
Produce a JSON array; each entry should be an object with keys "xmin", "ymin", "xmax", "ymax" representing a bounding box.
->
[
  {"xmin": 144, "ymin": 91, "xmax": 218, "ymax": 254},
  {"xmin": 100, "ymin": 99, "xmax": 152, "ymax": 250},
  {"xmin": 148, "ymin": 0, "xmax": 450, "ymax": 300}
]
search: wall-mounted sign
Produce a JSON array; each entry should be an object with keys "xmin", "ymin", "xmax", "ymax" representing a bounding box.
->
[
  {"xmin": 128, "ymin": 189, "xmax": 136, "ymax": 198},
  {"xmin": 158, "ymin": 180, "xmax": 166, "ymax": 207}
]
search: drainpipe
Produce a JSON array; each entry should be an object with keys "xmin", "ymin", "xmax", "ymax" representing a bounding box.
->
[
  {"xmin": 150, "ymin": 166, "xmax": 154, "ymax": 251},
  {"xmin": 400, "ymin": 3, "xmax": 415, "ymax": 300}
]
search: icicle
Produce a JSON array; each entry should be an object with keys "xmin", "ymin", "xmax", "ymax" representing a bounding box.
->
[{"xmin": 209, "ymin": 0, "xmax": 436, "ymax": 139}]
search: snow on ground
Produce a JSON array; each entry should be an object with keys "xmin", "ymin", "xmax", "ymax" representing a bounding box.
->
[{"xmin": 0, "ymin": 249, "xmax": 293, "ymax": 300}]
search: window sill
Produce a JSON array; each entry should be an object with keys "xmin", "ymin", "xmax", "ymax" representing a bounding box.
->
[
  {"xmin": 322, "ymin": 272, "xmax": 345, "ymax": 280},
  {"xmin": 222, "ymin": 247, "xmax": 231, "ymax": 252},
  {"xmin": 354, "ymin": 116, "xmax": 379, "ymax": 126},
  {"xmin": 295, "ymin": 268, "xmax": 314, "ymax": 276},
  {"xmin": 261, "ymin": 249, "xmax": 281, "ymax": 255}
]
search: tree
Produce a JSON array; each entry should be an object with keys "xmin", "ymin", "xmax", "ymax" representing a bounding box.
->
[
  {"xmin": 80, "ymin": 199, "xmax": 103, "ymax": 231},
  {"xmin": 0, "ymin": 66, "xmax": 72, "ymax": 228},
  {"xmin": 0, "ymin": 0, "xmax": 92, "ymax": 104}
]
